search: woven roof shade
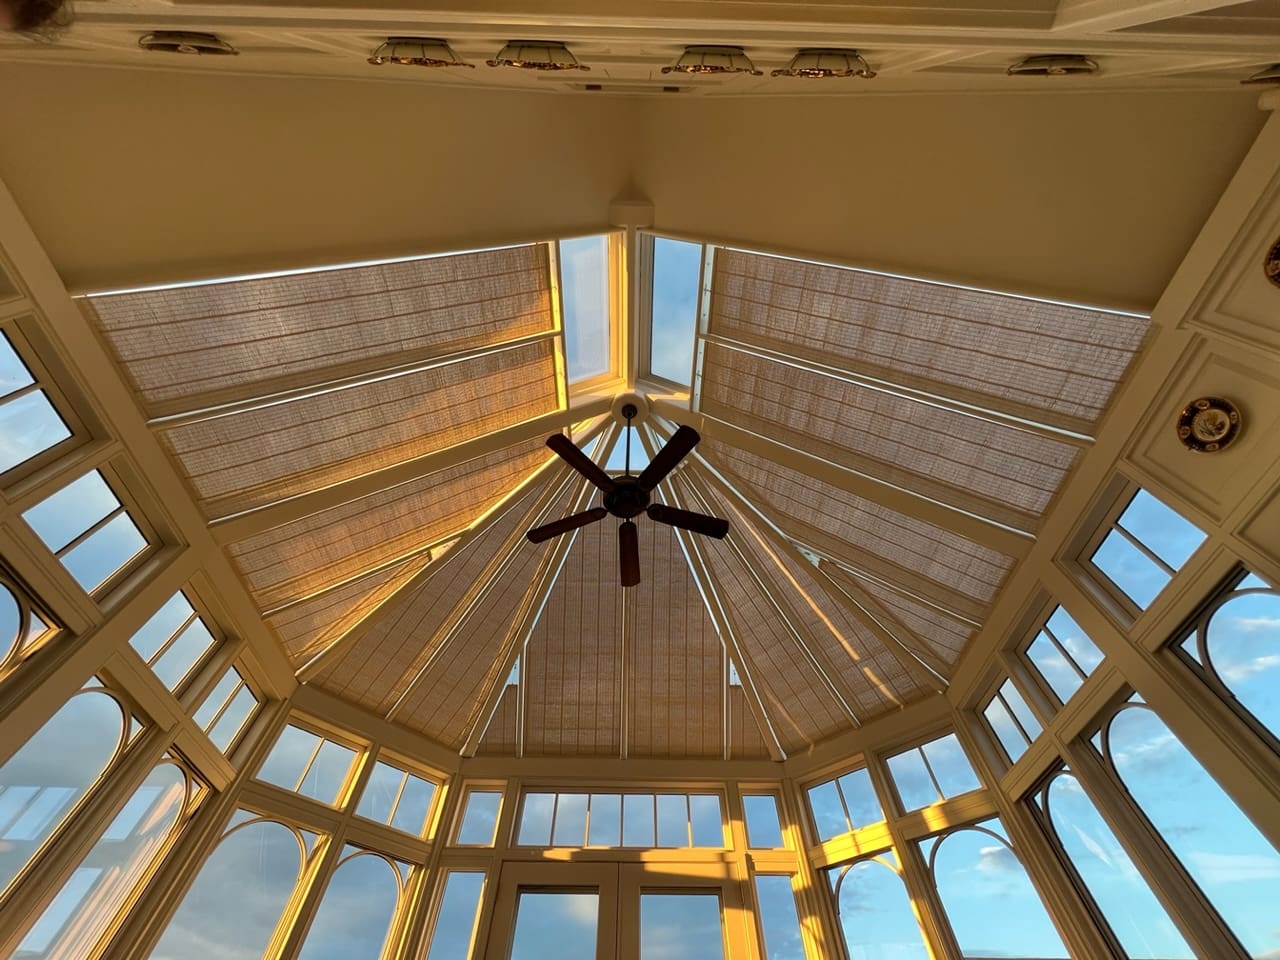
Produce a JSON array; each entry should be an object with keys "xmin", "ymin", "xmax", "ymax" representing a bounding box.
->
[{"xmin": 710, "ymin": 248, "xmax": 1149, "ymax": 430}]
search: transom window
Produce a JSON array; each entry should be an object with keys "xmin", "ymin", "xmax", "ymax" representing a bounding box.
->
[
  {"xmin": 886, "ymin": 734, "xmax": 981, "ymax": 812},
  {"xmin": 22, "ymin": 469, "xmax": 151, "ymax": 595},
  {"xmin": 128, "ymin": 590, "xmax": 219, "ymax": 693},
  {"xmin": 0, "ymin": 326, "xmax": 74, "ymax": 478},
  {"xmin": 515, "ymin": 791, "xmax": 724, "ymax": 849},
  {"xmin": 1088, "ymin": 488, "xmax": 1206, "ymax": 611},
  {"xmin": 355, "ymin": 758, "xmax": 439, "ymax": 836},
  {"xmin": 806, "ymin": 767, "xmax": 884, "ymax": 841},
  {"xmin": 982, "ymin": 676, "xmax": 1043, "ymax": 763},
  {"xmin": 192, "ymin": 666, "xmax": 258, "ymax": 754},
  {"xmin": 1023, "ymin": 603, "xmax": 1104, "ymax": 706},
  {"xmin": 256, "ymin": 724, "xmax": 358, "ymax": 805}
]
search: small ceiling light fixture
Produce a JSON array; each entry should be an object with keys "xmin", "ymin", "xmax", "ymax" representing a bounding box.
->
[
  {"xmin": 1241, "ymin": 63, "xmax": 1280, "ymax": 85},
  {"xmin": 662, "ymin": 45, "xmax": 762, "ymax": 76},
  {"xmin": 138, "ymin": 31, "xmax": 239, "ymax": 55},
  {"xmin": 487, "ymin": 40, "xmax": 589, "ymax": 70},
  {"xmin": 1007, "ymin": 54, "xmax": 1098, "ymax": 76},
  {"xmin": 772, "ymin": 48, "xmax": 876, "ymax": 78},
  {"xmin": 368, "ymin": 37, "xmax": 472, "ymax": 68}
]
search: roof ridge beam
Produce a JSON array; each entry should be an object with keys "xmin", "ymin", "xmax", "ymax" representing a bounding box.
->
[
  {"xmin": 650, "ymin": 398, "xmax": 1032, "ymax": 560},
  {"xmin": 210, "ymin": 397, "xmax": 613, "ymax": 543}
]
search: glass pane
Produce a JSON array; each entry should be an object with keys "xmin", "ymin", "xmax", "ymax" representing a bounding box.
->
[
  {"xmin": 836, "ymin": 859, "xmax": 929, "ymax": 960},
  {"xmin": 23, "ymin": 470, "xmax": 119, "ymax": 553},
  {"xmin": 457, "ymin": 791, "xmax": 501, "ymax": 845},
  {"xmin": 207, "ymin": 685, "xmax": 256, "ymax": 752},
  {"xmin": 1045, "ymin": 773, "xmax": 1192, "ymax": 958},
  {"xmin": 560, "ymin": 235, "xmax": 611, "ymax": 382},
  {"xmin": 1204, "ymin": 591, "xmax": 1280, "ymax": 740},
  {"xmin": 605, "ymin": 426, "xmax": 650, "ymax": 474},
  {"xmin": 1, "ymin": 582, "xmax": 20, "ymax": 659},
  {"xmin": 297, "ymin": 739, "xmax": 357, "ymax": 805},
  {"xmin": 518, "ymin": 792, "xmax": 555, "ymax": 846},
  {"xmin": 1026, "ymin": 631, "xmax": 1081, "ymax": 704},
  {"xmin": 1000, "ymin": 680, "xmax": 1041, "ymax": 740},
  {"xmin": 743, "ymin": 794, "xmax": 784, "ymax": 848},
  {"xmin": 1109, "ymin": 705, "xmax": 1280, "ymax": 955},
  {"xmin": 690, "ymin": 795, "xmax": 723, "ymax": 847},
  {"xmin": 554, "ymin": 793, "xmax": 589, "ymax": 847},
  {"xmin": 258, "ymin": 725, "xmax": 321, "ymax": 791},
  {"xmin": 1092, "ymin": 530, "xmax": 1168, "ymax": 609},
  {"xmin": 426, "ymin": 871, "xmax": 485, "ymax": 960},
  {"xmin": 1046, "ymin": 607, "xmax": 1103, "ymax": 675},
  {"xmin": 19, "ymin": 764, "xmax": 187, "ymax": 959},
  {"xmin": 511, "ymin": 891, "xmax": 598, "ymax": 960},
  {"xmin": 148, "ymin": 819, "xmax": 304, "ymax": 960},
  {"xmin": 151, "ymin": 619, "xmax": 216, "ymax": 690},
  {"xmin": 836, "ymin": 768, "xmax": 883, "ymax": 828},
  {"xmin": 391, "ymin": 774, "xmax": 436, "ymax": 836},
  {"xmin": 921, "ymin": 734, "xmax": 980, "ymax": 798},
  {"xmin": 0, "ymin": 690, "xmax": 126, "ymax": 893},
  {"xmin": 984, "ymin": 695, "xmax": 1028, "ymax": 762},
  {"xmin": 623, "ymin": 793, "xmax": 655, "ymax": 847},
  {"xmin": 807, "ymin": 780, "xmax": 847, "ymax": 840},
  {"xmin": 129, "ymin": 592, "xmax": 194, "ymax": 662},
  {"xmin": 886, "ymin": 749, "xmax": 940, "ymax": 811},
  {"xmin": 640, "ymin": 893, "xmax": 724, "ymax": 960},
  {"xmin": 297, "ymin": 853, "xmax": 400, "ymax": 960},
  {"xmin": 0, "ymin": 331, "xmax": 35, "ymax": 395},
  {"xmin": 357, "ymin": 761, "xmax": 404, "ymax": 825},
  {"xmin": 931, "ymin": 825, "xmax": 1068, "ymax": 958},
  {"xmin": 649, "ymin": 237, "xmax": 701, "ymax": 385},
  {"xmin": 193, "ymin": 670, "xmax": 240, "ymax": 730},
  {"xmin": 0, "ymin": 390, "xmax": 71, "ymax": 474},
  {"xmin": 755, "ymin": 875, "xmax": 805, "ymax": 960},
  {"xmin": 1118, "ymin": 490, "xmax": 1206, "ymax": 570},
  {"xmin": 588, "ymin": 793, "xmax": 621, "ymax": 847},
  {"xmin": 62, "ymin": 512, "xmax": 147, "ymax": 592},
  {"xmin": 656, "ymin": 794, "xmax": 688, "ymax": 847}
]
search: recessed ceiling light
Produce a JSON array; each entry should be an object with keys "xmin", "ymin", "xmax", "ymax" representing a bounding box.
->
[
  {"xmin": 137, "ymin": 31, "xmax": 238, "ymax": 56},
  {"xmin": 1007, "ymin": 54, "xmax": 1099, "ymax": 76},
  {"xmin": 487, "ymin": 40, "xmax": 589, "ymax": 70},
  {"xmin": 772, "ymin": 48, "xmax": 876, "ymax": 79},
  {"xmin": 367, "ymin": 37, "xmax": 473, "ymax": 68},
  {"xmin": 662, "ymin": 45, "xmax": 762, "ymax": 76}
]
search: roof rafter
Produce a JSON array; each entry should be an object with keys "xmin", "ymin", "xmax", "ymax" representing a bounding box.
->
[
  {"xmin": 383, "ymin": 463, "xmax": 589, "ymax": 721},
  {"xmin": 671, "ymin": 468, "xmax": 866, "ymax": 728},
  {"xmin": 1052, "ymin": 0, "xmax": 1239, "ymax": 32},
  {"xmin": 682, "ymin": 434, "xmax": 950, "ymax": 693},
  {"xmin": 650, "ymin": 398, "xmax": 1033, "ymax": 559},
  {"xmin": 211, "ymin": 397, "xmax": 613, "ymax": 543},
  {"xmin": 637, "ymin": 430, "xmax": 785, "ymax": 761},
  {"xmin": 295, "ymin": 420, "xmax": 610, "ymax": 682},
  {"xmin": 458, "ymin": 431, "xmax": 618, "ymax": 757}
]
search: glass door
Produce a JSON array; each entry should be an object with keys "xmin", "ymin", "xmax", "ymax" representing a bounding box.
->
[{"xmin": 488, "ymin": 863, "xmax": 619, "ymax": 960}]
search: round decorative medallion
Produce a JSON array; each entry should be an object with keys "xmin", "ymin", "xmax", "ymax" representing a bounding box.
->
[
  {"xmin": 1268, "ymin": 237, "xmax": 1280, "ymax": 289},
  {"xmin": 1176, "ymin": 397, "xmax": 1241, "ymax": 452}
]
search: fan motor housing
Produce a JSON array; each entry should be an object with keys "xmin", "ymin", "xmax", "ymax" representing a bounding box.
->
[{"xmin": 603, "ymin": 476, "xmax": 650, "ymax": 518}]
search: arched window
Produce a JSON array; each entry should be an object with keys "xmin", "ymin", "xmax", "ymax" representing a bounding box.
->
[
  {"xmin": 297, "ymin": 847, "xmax": 406, "ymax": 960},
  {"xmin": 1179, "ymin": 573, "xmax": 1279, "ymax": 747},
  {"xmin": 16, "ymin": 759, "xmax": 199, "ymax": 958},
  {"xmin": 926, "ymin": 820, "xmax": 1067, "ymax": 958},
  {"xmin": 0, "ymin": 687, "xmax": 127, "ymax": 894},
  {"xmin": 1103, "ymin": 703, "xmax": 1280, "ymax": 956},
  {"xmin": 1037, "ymin": 770, "xmax": 1191, "ymax": 958},
  {"xmin": 832, "ymin": 853, "xmax": 929, "ymax": 960},
  {"xmin": 0, "ymin": 570, "xmax": 59, "ymax": 677},
  {"xmin": 148, "ymin": 815, "xmax": 312, "ymax": 960}
]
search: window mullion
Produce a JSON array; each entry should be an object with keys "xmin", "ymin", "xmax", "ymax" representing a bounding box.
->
[
  {"xmin": 1112, "ymin": 520, "xmax": 1177, "ymax": 576},
  {"xmin": 54, "ymin": 505, "xmax": 126, "ymax": 559}
]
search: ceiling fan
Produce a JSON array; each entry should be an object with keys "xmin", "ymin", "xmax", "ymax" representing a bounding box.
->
[{"xmin": 526, "ymin": 404, "xmax": 729, "ymax": 587}]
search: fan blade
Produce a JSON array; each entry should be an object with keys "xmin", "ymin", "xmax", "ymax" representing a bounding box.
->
[
  {"xmin": 525, "ymin": 507, "xmax": 608, "ymax": 544},
  {"xmin": 636, "ymin": 424, "xmax": 700, "ymax": 492},
  {"xmin": 546, "ymin": 434, "xmax": 616, "ymax": 493},
  {"xmin": 619, "ymin": 520, "xmax": 640, "ymax": 587},
  {"xmin": 646, "ymin": 503, "xmax": 729, "ymax": 539}
]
